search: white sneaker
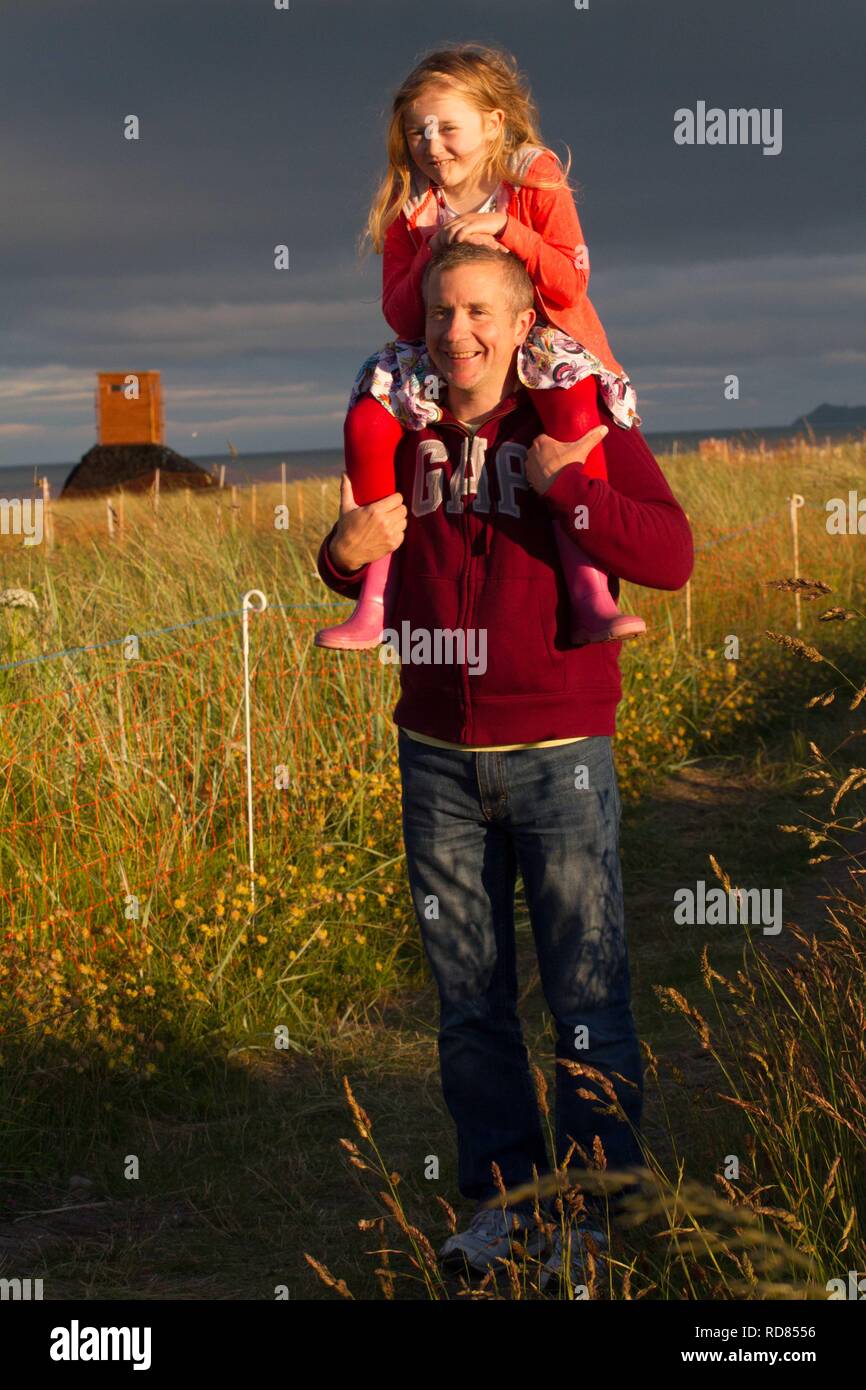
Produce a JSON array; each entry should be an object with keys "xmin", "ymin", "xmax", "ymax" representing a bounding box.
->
[
  {"xmin": 538, "ymin": 1222, "xmax": 608, "ymax": 1292},
  {"xmin": 439, "ymin": 1206, "xmax": 545, "ymax": 1275}
]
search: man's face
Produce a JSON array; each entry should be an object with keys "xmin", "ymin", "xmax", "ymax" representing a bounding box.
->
[{"xmin": 425, "ymin": 263, "xmax": 534, "ymax": 398}]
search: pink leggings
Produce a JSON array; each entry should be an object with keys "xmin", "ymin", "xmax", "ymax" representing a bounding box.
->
[{"xmin": 345, "ymin": 375, "xmax": 609, "ymax": 507}]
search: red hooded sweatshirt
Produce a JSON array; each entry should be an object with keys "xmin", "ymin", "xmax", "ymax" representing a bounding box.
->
[{"xmin": 316, "ymin": 388, "xmax": 693, "ymax": 746}]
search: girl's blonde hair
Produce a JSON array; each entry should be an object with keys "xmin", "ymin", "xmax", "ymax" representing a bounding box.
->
[{"xmin": 364, "ymin": 43, "xmax": 572, "ymax": 253}]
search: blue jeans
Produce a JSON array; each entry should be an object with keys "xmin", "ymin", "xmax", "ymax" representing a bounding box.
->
[{"xmin": 397, "ymin": 728, "xmax": 644, "ymax": 1204}]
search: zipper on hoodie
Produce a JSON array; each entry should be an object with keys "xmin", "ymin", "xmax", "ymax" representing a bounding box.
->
[{"xmin": 438, "ymin": 397, "xmax": 516, "ymax": 743}]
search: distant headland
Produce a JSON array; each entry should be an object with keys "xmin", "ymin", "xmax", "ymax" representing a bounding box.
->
[{"xmin": 794, "ymin": 403, "xmax": 866, "ymax": 428}]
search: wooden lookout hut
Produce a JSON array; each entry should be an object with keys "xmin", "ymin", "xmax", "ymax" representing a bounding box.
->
[
  {"xmin": 62, "ymin": 371, "xmax": 213, "ymax": 497},
  {"xmin": 96, "ymin": 371, "xmax": 164, "ymax": 446}
]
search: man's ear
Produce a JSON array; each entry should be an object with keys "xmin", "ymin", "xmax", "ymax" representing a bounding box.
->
[{"xmin": 514, "ymin": 305, "xmax": 536, "ymax": 345}]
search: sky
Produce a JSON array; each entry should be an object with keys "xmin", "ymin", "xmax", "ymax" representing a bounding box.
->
[{"xmin": 1, "ymin": 0, "xmax": 863, "ymax": 467}]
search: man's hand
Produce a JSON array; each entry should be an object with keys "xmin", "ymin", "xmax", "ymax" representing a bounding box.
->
[
  {"xmin": 329, "ymin": 473, "xmax": 407, "ymax": 573},
  {"xmin": 524, "ymin": 427, "xmax": 609, "ymax": 496}
]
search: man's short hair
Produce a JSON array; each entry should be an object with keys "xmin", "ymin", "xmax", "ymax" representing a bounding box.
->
[{"xmin": 422, "ymin": 242, "xmax": 535, "ymax": 318}]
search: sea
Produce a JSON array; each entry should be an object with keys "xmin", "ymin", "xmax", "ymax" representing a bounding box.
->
[{"xmin": 1, "ymin": 424, "xmax": 862, "ymax": 499}]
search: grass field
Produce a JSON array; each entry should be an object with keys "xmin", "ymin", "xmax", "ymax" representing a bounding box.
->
[{"xmin": 0, "ymin": 437, "xmax": 864, "ymax": 1298}]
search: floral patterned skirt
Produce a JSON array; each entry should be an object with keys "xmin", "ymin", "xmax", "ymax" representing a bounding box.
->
[{"xmin": 348, "ymin": 324, "xmax": 640, "ymax": 431}]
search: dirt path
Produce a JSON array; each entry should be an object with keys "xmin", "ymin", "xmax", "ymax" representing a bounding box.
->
[{"xmin": 2, "ymin": 754, "xmax": 862, "ymax": 1299}]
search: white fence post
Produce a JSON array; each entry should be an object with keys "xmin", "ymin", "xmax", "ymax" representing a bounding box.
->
[
  {"xmin": 241, "ymin": 590, "xmax": 268, "ymax": 907},
  {"xmin": 40, "ymin": 476, "xmax": 54, "ymax": 549},
  {"xmin": 789, "ymin": 494, "xmax": 805, "ymax": 631}
]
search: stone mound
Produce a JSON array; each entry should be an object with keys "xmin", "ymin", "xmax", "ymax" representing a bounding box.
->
[{"xmin": 61, "ymin": 443, "xmax": 215, "ymax": 497}]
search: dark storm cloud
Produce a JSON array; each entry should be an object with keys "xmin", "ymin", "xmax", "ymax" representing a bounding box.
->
[{"xmin": 1, "ymin": 0, "xmax": 863, "ymax": 464}]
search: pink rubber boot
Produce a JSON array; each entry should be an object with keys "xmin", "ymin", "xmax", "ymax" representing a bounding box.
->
[
  {"xmin": 554, "ymin": 528, "xmax": 646, "ymax": 645},
  {"xmin": 314, "ymin": 549, "xmax": 399, "ymax": 650}
]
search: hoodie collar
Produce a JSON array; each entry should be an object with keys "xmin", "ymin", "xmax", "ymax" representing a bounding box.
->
[{"xmin": 436, "ymin": 382, "xmax": 529, "ymax": 433}]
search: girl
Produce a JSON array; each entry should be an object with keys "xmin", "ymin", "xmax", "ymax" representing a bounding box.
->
[{"xmin": 315, "ymin": 43, "xmax": 645, "ymax": 650}]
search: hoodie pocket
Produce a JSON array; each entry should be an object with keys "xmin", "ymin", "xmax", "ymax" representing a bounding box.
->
[
  {"xmin": 471, "ymin": 577, "xmax": 566, "ymax": 696},
  {"xmin": 388, "ymin": 572, "xmax": 464, "ymax": 696}
]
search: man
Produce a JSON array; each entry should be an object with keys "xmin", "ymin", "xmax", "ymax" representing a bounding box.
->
[{"xmin": 316, "ymin": 242, "xmax": 693, "ymax": 1284}]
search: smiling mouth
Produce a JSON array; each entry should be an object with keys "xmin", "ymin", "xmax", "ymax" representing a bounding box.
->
[{"xmin": 444, "ymin": 350, "xmax": 482, "ymax": 362}]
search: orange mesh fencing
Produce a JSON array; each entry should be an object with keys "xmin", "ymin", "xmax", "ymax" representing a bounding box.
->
[{"xmin": 0, "ymin": 492, "xmax": 857, "ymax": 949}]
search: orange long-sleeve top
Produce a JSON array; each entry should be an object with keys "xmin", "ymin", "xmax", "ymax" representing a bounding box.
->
[{"xmin": 381, "ymin": 147, "xmax": 626, "ymax": 379}]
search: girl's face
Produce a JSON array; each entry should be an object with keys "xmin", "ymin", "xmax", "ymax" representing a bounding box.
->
[{"xmin": 403, "ymin": 84, "xmax": 504, "ymax": 191}]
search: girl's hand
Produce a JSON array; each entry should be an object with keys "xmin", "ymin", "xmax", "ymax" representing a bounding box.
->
[
  {"xmin": 438, "ymin": 210, "xmax": 508, "ymax": 244},
  {"xmin": 425, "ymin": 226, "xmax": 450, "ymax": 253},
  {"xmin": 462, "ymin": 232, "xmax": 509, "ymax": 252},
  {"xmin": 426, "ymin": 227, "xmax": 508, "ymax": 254}
]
